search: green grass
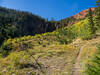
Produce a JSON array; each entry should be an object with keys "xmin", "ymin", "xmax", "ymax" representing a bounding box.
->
[
  {"xmin": 86, "ymin": 44, "xmax": 100, "ymax": 75},
  {"xmin": 0, "ymin": 44, "xmax": 79, "ymax": 75},
  {"xmin": 0, "ymin": 18, "xmax": 100, "ymax": 75},
  {"xmin": 0, "ymin": 19, "xmax": 93, "ymax": 55}
]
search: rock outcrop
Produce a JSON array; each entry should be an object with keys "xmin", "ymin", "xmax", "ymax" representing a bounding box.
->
[{"xmin": 73, "ymin": 7, "xmax": 95, "ymax": 19}]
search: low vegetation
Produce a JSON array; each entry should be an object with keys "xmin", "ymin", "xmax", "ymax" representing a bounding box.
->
[
  {"xmin": 86, "ymin": 44, "xmax": 100, "ymax": 75},
  {"xmin": 0, "ymin": 16, "xmax": 99, "ymax": 74},
  {"xmin": 0, "ymin": 0, "xmax": 100, "ymax": 74}
]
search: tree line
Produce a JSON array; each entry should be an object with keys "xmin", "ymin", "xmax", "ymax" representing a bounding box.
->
[{"xmin": 0, "ymin": 7, "xmax": 57, "ymax": 46}]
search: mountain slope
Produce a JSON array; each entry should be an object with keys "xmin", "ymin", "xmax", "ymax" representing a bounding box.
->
[
  {"xmin": 0, "ymin": 17, "xmax": 100, "ymax": 75},
  {"xmin": 73, "ymin": 7, "xmax": 95, "ymax": 19},
  {"xmin": 0, "ymin": 6, "xmax": 56, "ymax": 45},
  {"xmin": 0, "ymin": 29, "xmax": 100, "ymax": 75},
  {"xmin": 0, "ymin": 7, "xmax": 99, "ymax": 75},
  {"xmin": 0, "ymin": 7, "xmax": 96, "ymax": 46},
  {"xmin": 58, "ymin": 7, "xmax": 95, "ymax": 27}
]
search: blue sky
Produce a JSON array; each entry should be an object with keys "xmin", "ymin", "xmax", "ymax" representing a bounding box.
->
[{"xmin": 0, "ymin": 0, "xmax": 96, "ymax": 20}]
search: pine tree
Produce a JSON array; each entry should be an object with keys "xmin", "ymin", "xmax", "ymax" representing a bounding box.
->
[
  {"xmin": 88, "ymin": 8, "xmax": 96, "ymax": 34},
  {"xmin": 95, "ymin": 0, "xmax": 100, "ymax": 30}
]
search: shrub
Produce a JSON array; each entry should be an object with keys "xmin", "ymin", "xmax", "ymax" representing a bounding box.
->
[
  {"xmin": 0, "ymin": 39, "xmax": 13, "ymax": 56},
  {"xmin": 86, "ymin": 44, "xmax": 100, "ymax": 75}
]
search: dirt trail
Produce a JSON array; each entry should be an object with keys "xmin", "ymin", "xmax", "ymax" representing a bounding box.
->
[
  {"xmin": 72, "ymin": 36, "xmax": 100, "ymax": 75},
  {"xmin": 72, "ymin": 44, "xmax": 87, "ymax": 75}
]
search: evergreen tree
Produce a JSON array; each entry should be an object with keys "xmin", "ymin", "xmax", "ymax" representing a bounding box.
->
[
  {"xmin": 88, "ymin": 8, "xmax": 96, "ymax": 34},
  {"xmin": 95, "ymin": 0, "xmax": 100, "ymax": 30},
  {"xmin": 86, "ymin": 1, "xmax": 100, "ymax": 74},
  {"xmin": 0, "ymin": 25, "xmax": 8, "ymax": 45}
]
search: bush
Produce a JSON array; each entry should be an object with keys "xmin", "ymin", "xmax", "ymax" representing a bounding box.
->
[
  {"xmin": 0, "ymin": 39, "xmax": 12, "ymax": 56},
  {"xmin": 86, "ymin": 44, "xmax": 100, "ymax": 75},
  {"xmin": 59, "ymin": 38, "xmax": 68, "ymax": 44}
]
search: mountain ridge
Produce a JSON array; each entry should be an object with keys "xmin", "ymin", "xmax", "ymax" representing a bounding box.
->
[
  {"xmin": 72, "ymin": 7, "xmax": 95, "ymax": 19},
  {"xmin": 0, "ymin": 6, "xmax": 96, "ymax": 46},
  {"xmin": 59, "ymin": 7, "xmax": 95, "ymax": 27},
  {"xmin": 0, "ymin": 6, "xmax": 100, "ymax": 75}
]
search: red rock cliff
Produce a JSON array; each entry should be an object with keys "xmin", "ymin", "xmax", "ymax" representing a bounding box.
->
[{"xmin": 72, "ymin": 7, "xmax": 95, "ymax": 19}]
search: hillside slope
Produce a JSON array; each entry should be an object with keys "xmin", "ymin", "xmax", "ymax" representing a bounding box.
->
[
  {"xmin": 0, "ymin": 7, "xmax": 95, "ymax": 46},
  {"xmin": 72, "ymin": 36, "xmax": 100, "ymax": 75},
  {"xmin": 58, "ymin": 7, "xmax": 95, "ymax": 27},
  {"xmin": 0, "ymin": 18, "xmax": 100, "ymax": 75},
  {"xmin": 0, "ymin": 31, "xmax": 100, "ymax": 75},
  {"xmin": 73, "ymin": 7, "xmax": 95, "ymax": 19},
  {"xmin": 0, "ymin": 6, "xmax": 56, "ymax": 45}
]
